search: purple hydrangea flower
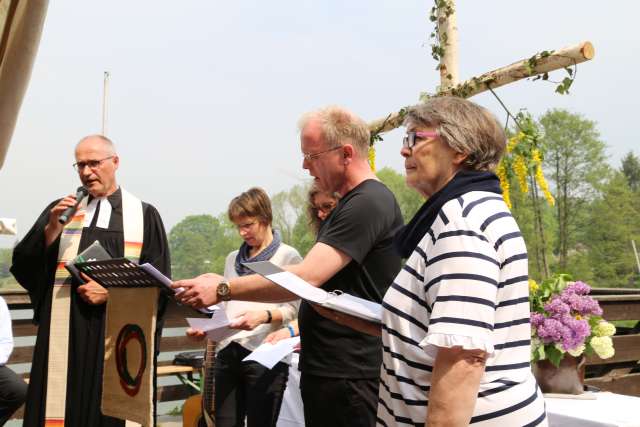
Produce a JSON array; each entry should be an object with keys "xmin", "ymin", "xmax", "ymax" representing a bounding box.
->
[
  {"xmin": 564, "ymin": 281, "xmax": 591, "ymax": 296},
  {"xmin": 544, "ymin": 296, "xmax": 570, "ymax": 317},
  {"xmin": 560, "ymin": 291, "xmax": 603, "ymax": 316},
  {"xmin": 559, "ymin": 315, "xmax": 590, "ymax": 351},
  {"xmin": 536, "ymin": 317, "xmax": 566, "ymax": 344},
  {"xmin": 530, "ymin": 312, "xmax": 545, "ymax": 328}
]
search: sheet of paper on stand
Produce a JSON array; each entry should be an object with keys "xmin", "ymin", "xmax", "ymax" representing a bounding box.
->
[
  {"xmin": 140, "ymin": 262, "xmax": 217, "ymax": 315},
  {"xmin": 243, "ymin": 261, "xmax": 382, "ymax": 323},
  {"xmin": 243, "ymin": 336, "xmax": 301, "ymax": 369},
  {"xmin": 186, "ymin": 309, "xmax": 240, "ymax": 342}
]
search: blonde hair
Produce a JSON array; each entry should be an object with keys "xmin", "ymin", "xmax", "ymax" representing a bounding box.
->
[{"xmin": 298, "ymin": 106, "xmax": 370, "ymax": 157}]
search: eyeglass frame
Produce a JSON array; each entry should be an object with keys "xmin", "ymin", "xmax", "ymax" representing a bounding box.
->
[
  {"xmin": 314, "ymin": 201, "xmax": 337, "ymax": 214},
  {"xmin": 235, "ymin": 220, "xmax": 258, "ymax": 231},
  {"xmin": 72, "ymin": 156, "xmax": 115, "ymax": 172},
  {"xmin": 402, "ymin": 131, "xmax": 439, "ymax": 150},
  {"xmin": 302, "ymin": 145, "xmax": 343, "ymax": 162}
]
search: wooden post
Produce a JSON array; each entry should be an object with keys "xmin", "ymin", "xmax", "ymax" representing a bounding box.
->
[{"xmin": 438, "ymin": 0, "xmax": 459, "ymax": 90}]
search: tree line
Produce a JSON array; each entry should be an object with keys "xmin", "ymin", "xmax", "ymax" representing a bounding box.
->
[{"xmin": 1, "ymin": 109, "xmax": 638, "ymax": 289}]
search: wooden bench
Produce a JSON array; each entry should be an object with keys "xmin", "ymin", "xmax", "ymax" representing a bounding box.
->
[{"xmin": 2, "ymin": 290, "xmax": 206, "ymax": 419}]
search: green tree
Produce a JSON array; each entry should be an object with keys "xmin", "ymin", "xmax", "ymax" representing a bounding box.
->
[
  {"xmin": 376, "ymin": 167, "xmax": 423, "ymax": 222},
  {"xmin": 168, "ymin": 214, "xmax": 240, "ymax": 280},
  {"xmin": 539, "ymin": 109, "xmax": 609, "ymax": 270},
  {"xmin": 621, "ymin": 151, "xmax": 640, "ymax": 192},
  {"xmin": 290, "ymin": 213, "xmax": 316, "ymax": 257},
  {"xmin": 585, "ymin": 172, "xmax": 640, "ymax": 287},
  {"xmin": 271, "ymin": 183, "xmax": 309, "ymax": 244},
  {"xmin": 0, "ymin": 248, "xmax": 12, "ymax": 279}
]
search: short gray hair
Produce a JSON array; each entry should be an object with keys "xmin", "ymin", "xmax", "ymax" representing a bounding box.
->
[
  {"xmin": 76, "ymin": 134, "xmax": 117, "ymax": 155},
  {"xmin": 298, "ymin": 106, "xmax": 370, "ymax": 158},
  {"xmin": 404, "ymin": 97, "xmax": 506, "ymax": 171}
]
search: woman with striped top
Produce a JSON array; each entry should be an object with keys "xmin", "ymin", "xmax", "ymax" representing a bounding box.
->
[{"xmin": 317, "ymin": 97, "xmax": 546, "ymax": 426}]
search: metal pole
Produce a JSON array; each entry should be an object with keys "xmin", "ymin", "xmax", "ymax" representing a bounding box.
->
[
  {"xmin": 632, "ymin": 240, "xmax": 640, "ymax": 275},
  {"xmin": 102, "ymin": 71, "xmax": 110, "ymax": 135}
]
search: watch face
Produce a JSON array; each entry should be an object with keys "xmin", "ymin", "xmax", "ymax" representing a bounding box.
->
[{"xmin": 218, "ymin": 281, "xmax": 230, "ymax": 296}]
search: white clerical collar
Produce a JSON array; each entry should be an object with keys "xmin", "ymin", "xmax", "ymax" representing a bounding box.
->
[{"xmin": 83, "ymin": 197, "xmax": 112, "ymax": 229}]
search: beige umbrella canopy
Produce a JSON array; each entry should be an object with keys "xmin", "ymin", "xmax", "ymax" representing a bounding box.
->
[{"xmin": 0, "ymin": 0, "xmax": 48, "ymax": 170}]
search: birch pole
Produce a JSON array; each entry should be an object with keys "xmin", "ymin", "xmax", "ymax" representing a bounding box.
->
[
  {"xmin": 437, "ymin": 0, "xmax": 459, "ymax": 91},
  {"xmin": 368, "ymin": 41, "xmax": 595, "ymax": 134}
]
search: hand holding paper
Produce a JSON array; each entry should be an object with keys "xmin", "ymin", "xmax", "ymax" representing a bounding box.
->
[
  {"xmin": 186, "ymin": 309, "xmax": 241, "ymax": 343},
  {"xmin": 243, "ymin": 336, "xmax": 301, "ymax": 369}
]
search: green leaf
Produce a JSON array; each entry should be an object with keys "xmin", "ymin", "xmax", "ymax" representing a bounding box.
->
[{"xmin": 546, "ymin": 345, "xmax": 564, "ymax": 368}]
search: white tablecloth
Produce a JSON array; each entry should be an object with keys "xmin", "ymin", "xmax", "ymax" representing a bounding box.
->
[{"xmin": 546, "ymin": 392, "xmax": 640, "ymax": 427}]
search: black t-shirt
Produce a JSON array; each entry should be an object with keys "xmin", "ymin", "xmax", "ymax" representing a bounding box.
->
[{"xmin": 298, "ymin": 179, "xmax": 403, "ymax": 378}]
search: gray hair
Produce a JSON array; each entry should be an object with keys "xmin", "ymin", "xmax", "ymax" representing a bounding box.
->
[
  {"xmin": 298, "ymin": 106, "xmax": 370, "ymax": 158},
  {"xmin": 404, "ymin": 97, "xmax": 506, "ymax": 171},
  {"xmin": 76, "ymin": 134, "xmax": 117, "ymax": 155}
]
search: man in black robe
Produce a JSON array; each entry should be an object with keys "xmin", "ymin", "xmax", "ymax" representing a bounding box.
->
[{"xmin": 11, "ymin": 135, "xmax": 171, "ymax": 427}]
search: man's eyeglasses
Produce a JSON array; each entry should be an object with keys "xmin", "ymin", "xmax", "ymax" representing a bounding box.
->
[
  {"xmin": 302, "ymin": 145, "xmax": 342, "ymax": 162},
  {"xmin": 402, "ymin": 131, "xmax": 439, "ymax": 150},
  {"xmin": 73, "ymin": 156, "xmax": 114, "ymax": 172}
]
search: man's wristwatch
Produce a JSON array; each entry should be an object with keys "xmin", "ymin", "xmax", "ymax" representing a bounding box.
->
[{"xmin": 216, "ymin": 279, "xmax": 231, "ymax": 302}]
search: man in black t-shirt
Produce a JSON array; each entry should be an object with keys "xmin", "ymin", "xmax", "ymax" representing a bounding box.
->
[{"xmin": 174, "ymin": 106, "xmax": 403, "ymax": 427}]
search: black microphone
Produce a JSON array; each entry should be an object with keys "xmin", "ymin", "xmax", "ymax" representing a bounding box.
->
[{"xmin": 58, "ymin": 186, "xmax": 89, "ymax": 224}]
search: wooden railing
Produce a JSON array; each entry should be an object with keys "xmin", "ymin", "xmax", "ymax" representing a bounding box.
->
[
  {"xmin": 3, "ymin": 290, "xmax": 206, "ymax": 419},
  {"xmin": 3, "ymin": 286, "xmax": 640, "ymax": 421},
  {"xmin": 585, "ymin": 289, "xmax": 640, "ymax": 396}
]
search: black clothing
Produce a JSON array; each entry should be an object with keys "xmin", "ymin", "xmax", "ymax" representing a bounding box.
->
[
  {"xmin": 300, "ymin": 372, "xmax": 379, "ymax": 427},
  {"xmin": 0, "ymin": 365, "xmax": 28, "ymax": 425},
  {"xmin": 393, "ymin": 170, "xmax": 502, "ymax": 257},
  {"xmin": 11, "ymin": 189, "xmax": 171, "ymax": 427},
  {"xmin": 298, "ymin": 179, "xmax": 403, "ymax": 379},
  {"xmin": 214, "ymin": 342, "xmax": 289, "ymax": 427}
]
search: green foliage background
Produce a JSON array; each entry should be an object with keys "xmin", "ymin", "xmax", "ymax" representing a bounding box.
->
[{"xmin": 1, "ymin": 109, "xmax": 639, "ymax": 289}]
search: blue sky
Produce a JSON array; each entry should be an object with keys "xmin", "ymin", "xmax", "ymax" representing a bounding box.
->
[{"xmin": 1, "ymin": 0, "xmax": 638, "ymax": 246}]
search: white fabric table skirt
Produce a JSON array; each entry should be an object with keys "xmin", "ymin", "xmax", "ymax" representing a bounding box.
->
[{"xmin": 546, "ymin": 391, "xmax": 640, "ymax": 427}]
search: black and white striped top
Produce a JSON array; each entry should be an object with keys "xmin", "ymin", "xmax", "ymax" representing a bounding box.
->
[{"xmin": 377, "ymin": 191, "xmax": 547, "ymax": 426}]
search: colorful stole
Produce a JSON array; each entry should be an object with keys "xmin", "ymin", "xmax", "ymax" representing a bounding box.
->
[
  {"xmin": 44, "ymin": 189, "xmax": 144, "ymax": 426},
  {"xmin": 102, "ymin": 189, "xmax": 158, "ymax": 427}
]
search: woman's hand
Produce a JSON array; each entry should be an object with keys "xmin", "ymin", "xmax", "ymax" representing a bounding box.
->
[
  {"xmin": 229, "ymin": 310, "xmax": 269, "ymax": 331},
  {"xmin": 185, "ymin": 328, "xmax": 206, "ymax": 341},
  {"xmin": 264, "ymin": 327, "xmax": 293, "ymax": 344},
  {"xmin": 311, "ymin": 304, "xmax": 381, "ymax": 337}
]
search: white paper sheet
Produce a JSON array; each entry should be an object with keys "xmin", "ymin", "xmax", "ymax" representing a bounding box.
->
[
  {"xmin": 243, "ymin": 336, "xmax": 300, "ymax": 369},
  {"xmin": 244, "ymin": 261, "xmax": 382, "ymax": 323},
  {"xmin": 186, "ymin": 310, "xmax": 240, "ymax": 342},
  {"xmin": 140, "ymin": 263, "xmax": 217, "ymax": 314}
]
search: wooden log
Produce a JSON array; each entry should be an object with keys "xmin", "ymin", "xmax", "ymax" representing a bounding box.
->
[
  {"xmin": 367, "ymin": 41, "xmax": 595, "ymax": 135},
  {"xmin": 437, "ymin": 0, "xmax": 459, "ymax": 90}
]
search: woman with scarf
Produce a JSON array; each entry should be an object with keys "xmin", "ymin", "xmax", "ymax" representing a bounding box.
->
[
  {"xmin": 189, "ymin": 187, "xmax": 301, "ymax": 427},
  {"xmin": 317, "ymin": 97, "xmax": 546, "ymax": 426}
]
